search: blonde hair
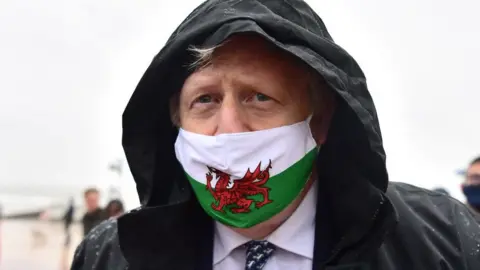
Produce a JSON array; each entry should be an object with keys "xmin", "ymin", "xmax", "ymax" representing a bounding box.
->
[{"xmin": 187, "ymin": 45, "xmax": 219, "ymax": 70}]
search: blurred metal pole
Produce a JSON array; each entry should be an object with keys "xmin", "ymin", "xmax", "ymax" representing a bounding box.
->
[{"xmin": 107, "ymin": 159, "xmax": 124, "ymax": 200}]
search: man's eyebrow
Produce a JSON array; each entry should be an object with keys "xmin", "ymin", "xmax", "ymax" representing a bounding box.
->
[
  {"xmin": 229, "ymin": 79, "xmax": 261, "ymax": 94},
  {"xmin": 182, "ymin": 73, "xmax": 219, "ymax": 95}
]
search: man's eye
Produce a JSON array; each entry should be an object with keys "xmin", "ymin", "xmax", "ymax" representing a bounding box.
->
[
  {"xmin": 195, "ymin": 95, "xmax": 213, "ymax": 104},
  {"xmin": 254, "ymin": 93, "xmax": 271, "ymax": 102}
]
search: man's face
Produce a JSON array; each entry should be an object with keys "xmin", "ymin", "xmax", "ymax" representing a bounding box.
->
[
  {"xmin": 179, "ymin": 34, "xmax": 331, "ymax": 138},
  {"xmin": 85, "ymin": 192, "xmax": 99, "ymax": 212},
  {"xmin": 466, "ymin": 162, "xmax": 480, "ymax": 185}
]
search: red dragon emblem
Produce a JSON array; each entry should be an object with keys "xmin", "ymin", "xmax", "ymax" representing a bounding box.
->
[{"xmin": 205, "ymin": 160, "xmax": 273, "ymax": 213}]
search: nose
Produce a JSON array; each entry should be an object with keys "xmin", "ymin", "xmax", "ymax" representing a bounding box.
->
[{"xmin": 215, "ymin": 96, "xmax": 248, "ymax": 135}]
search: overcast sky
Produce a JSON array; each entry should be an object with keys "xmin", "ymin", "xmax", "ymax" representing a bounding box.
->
[{"xmin": 0, "ymin": 0, "xmax": 479, "ymax": 202}]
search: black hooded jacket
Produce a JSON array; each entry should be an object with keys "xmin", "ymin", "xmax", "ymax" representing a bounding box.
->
[{"xmin": 71, "ymin": 1, "xmax": 480, "ymax": 269}]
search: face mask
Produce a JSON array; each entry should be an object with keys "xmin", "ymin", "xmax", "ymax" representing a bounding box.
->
[
  {"xmin": 174, "ymin": 117, "xmax": 318, "ymax": 228},
  {"xmin": 462, "ymin": 184, "xmax": 480, "ymax": 207}
]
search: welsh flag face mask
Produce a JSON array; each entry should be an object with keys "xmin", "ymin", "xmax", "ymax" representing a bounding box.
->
[{"xmin": 174, "ymin": 116, "xmax": 318, "ymax": 228}]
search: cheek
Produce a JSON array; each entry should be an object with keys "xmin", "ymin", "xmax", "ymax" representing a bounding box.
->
[
  {"xmin": 281, "ymin": 100, "xmax": 311, "ymax": 125},
  {"xmin": 180, "ymin": 116, "xmax": 217, "ymax": 135},
  {"xmin": 242, "ymin": 104, "xmax": 307, "ymax": 130}
]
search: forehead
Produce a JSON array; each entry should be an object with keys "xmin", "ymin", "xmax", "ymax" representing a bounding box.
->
[
  {"xmin": 182, "ymin": 35, "xmax": 310, "ymax": 93},
  {"xmin": 468, "ymin": 162, "xmax": 480, "ymax": 174},
  {"xmin": 210, "ymin": 35, "xmax": 299, "ymax": 67},
  {"xmin": 85, "ymin": 191, "xmax": 99, "ymax": 197}
]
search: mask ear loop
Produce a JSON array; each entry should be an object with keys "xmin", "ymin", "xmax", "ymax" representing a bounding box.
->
[
  {"xmin": 305, "ymin": 114, "xmax": 321, "ymax": 151},
  {"xmin": 306, "ymin": 114, "xmax": 319, "ymax": 187},
  {"xmin": 306, "ymin": 114, "xmax": 314, "ymax": 124}
]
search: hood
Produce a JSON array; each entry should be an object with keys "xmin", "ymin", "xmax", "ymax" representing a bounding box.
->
[{"xmin": 122, "ymin": 0, "xmax": 391, "ymax": 248}]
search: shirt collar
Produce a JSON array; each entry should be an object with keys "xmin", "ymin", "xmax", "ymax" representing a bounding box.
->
[
  {"xmin": 214, "ymin": 218, "xmax": 250, "ymax": 264},
  {"xmin": 213, "ymin": 180, "xmax": 317, "ymax": 264}
]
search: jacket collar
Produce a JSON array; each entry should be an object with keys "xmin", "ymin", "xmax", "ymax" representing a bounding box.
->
[{"xmin": 118, "ymin": 199, "xmax": 213, "ymax": 270}]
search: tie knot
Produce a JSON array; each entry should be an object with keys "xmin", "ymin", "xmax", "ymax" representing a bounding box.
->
[
  {"xmin": 245, "ymin": 240, "xmax": 276, "ymax": 270},
  {"xmin": 245, "ymin": 240, "xmax": 275, "ymax": 252}
]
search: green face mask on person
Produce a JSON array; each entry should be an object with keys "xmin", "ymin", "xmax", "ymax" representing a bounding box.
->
[{"xmin": 174, "ymin": 117, "xmax": 318, "ymax": 228}]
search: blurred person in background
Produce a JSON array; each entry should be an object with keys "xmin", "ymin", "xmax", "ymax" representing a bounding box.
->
[
  {"xmin": 60, "ymin": 198, "xmax": 76, "ymax": 270},
  {"xmin": 63, "ymin": 197, "xmax": 75, "ymax": 247},
  {"xmin": 71, "ymin": 1, "xmax": 480, "ymax": 269},
  {"xmin": 81, "ymin": 188, "xmax": 105, "ymax": 236},
  {"xmin": 462, "ymin": 156, "xmax": 480, "ymax": 216},
  {"xmin": 105, "ymin": 199, "xmax": 124, "ymax": 219}
]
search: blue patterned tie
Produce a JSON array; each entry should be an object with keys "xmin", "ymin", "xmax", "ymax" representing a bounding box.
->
[{"xmin": 245, "ymin": 240, "xmax": 276, "ymax": 270}]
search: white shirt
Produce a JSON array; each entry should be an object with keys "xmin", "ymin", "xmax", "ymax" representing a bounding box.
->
[{"xmin": 213, "ymin": 181, "xmax": 317, "ymax": 270}]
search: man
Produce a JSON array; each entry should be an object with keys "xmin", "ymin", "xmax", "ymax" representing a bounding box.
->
[
  {"xmin": 63, "ymin": 197, "xmax": 75, "ymax": 246},
  {"xmin": 462, "ymin": 156, "xmax": 480, "ymax": 216},
  {"xmin": 71, "ymin": 1, "xmax": 480, "ymax": 269},
  {"xmin": 81, "ymin": 188, "xmax": 105, "ymax": 236}
]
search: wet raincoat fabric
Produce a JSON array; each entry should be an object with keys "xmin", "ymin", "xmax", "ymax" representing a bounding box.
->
[{"xmin": 71, "ymin": 0, "xmax": 480, "ymax": 269}]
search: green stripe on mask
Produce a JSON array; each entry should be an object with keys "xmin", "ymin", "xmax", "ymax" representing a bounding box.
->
[{"xmin": 185, "ymin": 148, "xmax": 317, "ymax": 228}]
